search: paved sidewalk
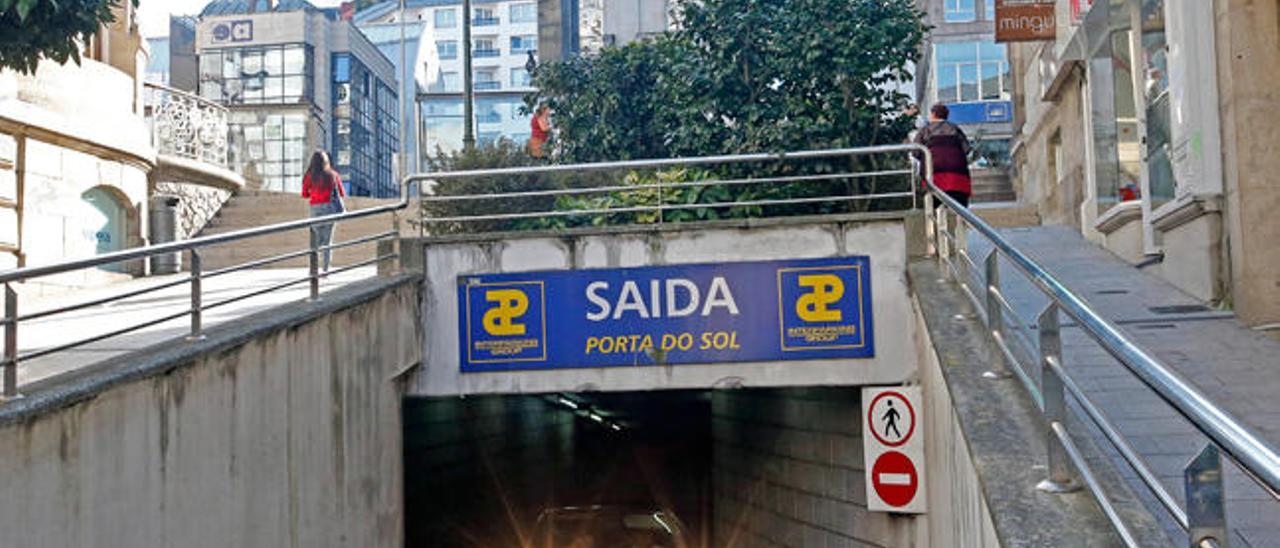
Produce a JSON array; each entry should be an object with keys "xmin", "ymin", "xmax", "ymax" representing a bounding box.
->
[
  {"xmin": 967, "ymin": 225, "xmax": 1280, "ymax": 546},
  {"xmin": 12, "ymin": 267, "xmax": 376, "ymax": 388}
]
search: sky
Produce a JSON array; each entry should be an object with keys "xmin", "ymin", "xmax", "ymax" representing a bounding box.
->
[{"xmin": 138, "ymin": 0, "xmax": 347, "ymax": 38}]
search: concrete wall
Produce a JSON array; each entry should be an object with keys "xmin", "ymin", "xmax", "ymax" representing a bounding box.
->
[
  {"xmin": 0, "ymin": 276, "xmax": 419, "ymax": 548},
  {"xmin": 409, "ymin": 214, "xmax": 922, "ymax": 396},
  {"xmin": 1214, "ymin": 0, "xmax": 1280, "ymax": 327}
]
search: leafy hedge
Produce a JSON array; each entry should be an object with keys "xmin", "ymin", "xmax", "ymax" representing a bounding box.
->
[{"xmin": 0, "ymin": 0, "xmax": 133, "ymax": 74}]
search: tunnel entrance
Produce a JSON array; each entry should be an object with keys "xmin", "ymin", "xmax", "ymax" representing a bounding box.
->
[{"xmin": 403, "ymin": 387, "xmax": 871, "ymax": 548}]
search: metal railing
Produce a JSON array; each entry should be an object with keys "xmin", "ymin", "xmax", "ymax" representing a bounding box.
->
[
  {"xmin": 144, "ymin": 82, "xmax": 233, "ymax": 170},
  {"xmin": 0, "ymin": 182, "xmax": 416, "ymax": 400},
  {"xmin": 414, "ymin": 144, "xmax": 928, "ymax": 231},
  {"xmin": 925, "ymin": 188, "xmax": 1280, "ymax": 547}
]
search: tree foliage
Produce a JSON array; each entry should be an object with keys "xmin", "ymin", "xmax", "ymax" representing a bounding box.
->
[
  {"xmin": 526, "ymin": 0, "xmax": 926, "ymax": 162},
  {"xmin": 0, "ymin": 0, "xmax": 133, "ymax": 74}
]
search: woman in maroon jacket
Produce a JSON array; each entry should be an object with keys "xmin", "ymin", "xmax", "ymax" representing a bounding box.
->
[
  {"xmin": 301, "ymin": 151, "xmax": 346, "ymax": 271},
  {"xmin": 914, "ymin": 104, "xmax": 973, "ymax": 206}
]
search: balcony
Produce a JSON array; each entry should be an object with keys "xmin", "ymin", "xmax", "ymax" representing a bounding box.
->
[
  {"xmin": 144, "ymin": 82, "xmax": 245, "ymax": 190},
  {"xmin": 472, "ymin": 16, "xmax": 499, "ymax": 26},
  {"xmin": 473, "ymin": 48, "xmax": 501, "ymax": 58},
  {"xmin": 474, "ymin": 81, "xmax": 501, "ymax": 91}
]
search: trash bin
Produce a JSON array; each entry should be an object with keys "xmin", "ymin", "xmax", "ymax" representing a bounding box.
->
[{"xmin": 149, "ymin": 195, "xmax": 182, "ymax": 274}]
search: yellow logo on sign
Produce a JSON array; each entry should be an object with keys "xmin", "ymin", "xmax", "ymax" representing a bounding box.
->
[
  {"xmin": 795, "ymin": 274, "xmax": 844, "ymax": 322},
  {"xmin": 483, "ymin": 289, "xmax": 529, "ymax": 336}
]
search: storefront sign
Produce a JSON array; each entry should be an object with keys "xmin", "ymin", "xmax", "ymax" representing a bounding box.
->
[
  {"xmin": 995, "ymin": 0, "xmax": 1056, "ymax": 43},
  {"xmin": 457, "ymin": 257, "xmax": 875, "ymax": 372}
]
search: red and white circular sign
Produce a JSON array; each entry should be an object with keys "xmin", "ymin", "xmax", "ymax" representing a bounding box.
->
[
  {"xmin": 867, "ymin": 390, "xmax": 915, "ymax": 447},
  {"xmin": 871, "ymin": 451, "xmax": 919, "ymax": 508}
]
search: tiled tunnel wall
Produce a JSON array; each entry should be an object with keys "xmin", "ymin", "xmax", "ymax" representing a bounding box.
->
[
  {"xmin": 403, "ymin": 396, "xmax": 577, "ymax": 547},
  {"xmin": 711, "ymin": 387, "xmax": 918, "ymax": 547}
]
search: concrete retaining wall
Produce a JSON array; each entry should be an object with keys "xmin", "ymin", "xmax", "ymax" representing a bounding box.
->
[{"xmin": 0, "ymin": 275, "xmax": 419, "ymax": 548}]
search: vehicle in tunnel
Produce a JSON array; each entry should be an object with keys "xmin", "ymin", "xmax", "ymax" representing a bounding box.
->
[{"xmin": 531, "ymin": 505, "xmax": 691, "ymax": 548}]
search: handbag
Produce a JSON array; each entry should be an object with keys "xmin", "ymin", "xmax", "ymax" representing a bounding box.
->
[{"xmin": 327, "ymin": 173, "xmax": 346, "ymax": 213}]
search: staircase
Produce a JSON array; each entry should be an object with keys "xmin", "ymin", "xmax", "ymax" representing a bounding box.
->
[
  {"xmin": 970, "ymin": 168, "xmax": 1017, "ymax": 203},
  {"xmin": 191, "ymin": 190, "xmax": 401, "ymax": 270}
]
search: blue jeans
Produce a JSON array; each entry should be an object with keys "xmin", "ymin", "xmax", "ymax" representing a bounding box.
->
[{"xmin": 310, "ymin": 201, "xmax": 342, "ymax": 270}]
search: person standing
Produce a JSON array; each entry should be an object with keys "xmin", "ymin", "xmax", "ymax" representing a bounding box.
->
[
  {"xmin": 914, "ymin": 104, "xmax": 973, "ymax": 207},
  {"xmin": 301, "ymin": 150, "xmax": 346, "ymax": 271},
  {"xmin": 528, "ymin": 105, "xmax": 551, "ymax": 158}
]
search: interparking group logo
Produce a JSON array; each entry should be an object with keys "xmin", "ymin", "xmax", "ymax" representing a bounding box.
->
[
  {"xmin": 464, "ymin": 279, "xmax": 547, "ymax": 365},
  {"xmin": 777, "ymin": 263, "xmax": 868, "ymax": 352}
]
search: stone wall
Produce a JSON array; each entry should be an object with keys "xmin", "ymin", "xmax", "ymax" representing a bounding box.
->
[
  {"xmin": 154, "ymin": 181, "xmax": 232, "ymax": 239},
  {"xmin": 0, "ymin": 275, "xmax": 418, "ymax": 548}
]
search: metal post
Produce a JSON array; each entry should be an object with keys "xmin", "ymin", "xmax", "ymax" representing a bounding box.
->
[
  {"xmin": 4, "ymin": 284, "xmax": 17, "ymax": 399},
  {"xmin": 308, "ymin": 231, "xmax": 320, "ymax": 301},
  {"xmin": 461, "ymin": 0, "xmax": 475, "ymax": 151},
  {"xmin": 1037, "ymin": 303, "xmax": 1080, "ymax": 493},
  {"xmin": 189, "ymin": 250, "xmax": 204, "ymax": 340},
  {"xmin": 924, "ymin": 191, "xmax": 936, "ymax": 257},
  {"xmin": 980, "ymin": 249, "xmax": 1010, "ymax": 380},
  {"xmin": 984, "ymin": 249, "xmax": 1001, "ymax": 330},
  {"xmin": 1186, "ymin": 444, "xmax": 1228, "ymax": 547}
]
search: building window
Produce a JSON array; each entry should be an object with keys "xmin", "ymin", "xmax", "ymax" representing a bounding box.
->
[
  {"xmin": 510, "ymin": 35, "xmax": 537, "ymax": 54},
  {"xmin": 437, "ymin": 40, "xmax": 458, "ymax": 60},
  {"xmin": 474, "ymin": 38, "xmax": 500, "ymax": 58},
  {"xmin": 240, "ymin": 112, "xmax": 308, "ymax": 193},
  {"xmin": 510, "ymin": 67, "xmax": 530, "ymax": 87},
  {"xmin": 509, "ymin": 3, "xmax": 536, "ymax": 23},
  {"xmin": 475, "ymin": 69, "xmax": 499, "ymax": 90},
  {"xmin": 474, "ymin": 7, "xmax": 498, "ymax": 26},
  {"xmin": 438, "ymin": 71, "xmax": 460, "ymax": 92},
  {"xmin": 934, "ymin": 41, "xmax": 1008, "ymax": 104},
  {"xmin": 944, "ymin": 0, "xmax": 976, "ymax": 22},
  {"xmin": 199, "ymin": 43, "xmax": 312, "ymax": 106},
  {"xmin": 434, "ymin": 8, "xmax": 456, "ymax": 28}
]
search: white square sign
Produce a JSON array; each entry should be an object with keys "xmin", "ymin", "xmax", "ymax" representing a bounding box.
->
[{"xmin": 862, "ymin": 386, "xmax": 927, "ymax": 513}]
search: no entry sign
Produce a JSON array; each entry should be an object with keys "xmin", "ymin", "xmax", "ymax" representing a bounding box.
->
[{"xmin": 863, "ymin": 386, "xmax": 926, "ymax": 513}]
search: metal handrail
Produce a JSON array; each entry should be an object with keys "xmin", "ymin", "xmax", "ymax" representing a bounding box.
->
[
  {"xmin": 0, "ymin": 178, "xmax": 417, "ymax": 398},
  {"xmin": 415, "ymin": 144, "xmax": 931, "ymax": 227},
  {"xmin": 927, "ymin": 185, "xmax": 1280, "ymax": 545}
]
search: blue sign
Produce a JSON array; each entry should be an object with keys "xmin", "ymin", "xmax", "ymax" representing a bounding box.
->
[
  {"xmin": 947, "ymin": 100, "xmax": 1013, "ymax": 124},
  {"xmin": 457, "ymin": 257, "xmax": 874, "ymax": 372},
  {"xmin": 211, "ymin": 20, "xmax": 253, "ymax": 44}
]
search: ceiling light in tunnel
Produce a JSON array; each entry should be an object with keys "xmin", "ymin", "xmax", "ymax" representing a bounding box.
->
[
  {"xmin": 609, "ymin": 423, "xmax": 622, "ymax": 431},
  {"xmin": 588, "ymin": 412, "xmax": 605, "ymax": 423},
  {"xmin": 557, "ymin": 396, "xmax": 579, "ymax": 409}
]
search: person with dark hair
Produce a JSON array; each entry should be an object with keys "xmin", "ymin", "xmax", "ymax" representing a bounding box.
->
[
  {"xmin": 914, "ymin": 103, "xmax": 973, "ymax": 206},
  {"xmin": 301, "ymin": 150, "xmax": 346, "ymax": 271}
]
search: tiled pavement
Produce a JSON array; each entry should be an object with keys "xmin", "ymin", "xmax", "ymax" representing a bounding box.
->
[{"xmin": 965, "ymin": 225, "xmax": 1280, "ymax": 547}]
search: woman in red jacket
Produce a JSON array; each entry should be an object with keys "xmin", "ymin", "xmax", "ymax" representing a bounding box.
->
[{"xmin": 301, "ymin": 151, "xmax": 346, "ymax": 271}]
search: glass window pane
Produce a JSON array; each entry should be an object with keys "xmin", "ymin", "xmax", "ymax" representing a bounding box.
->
[
  {"xmin": 284, "ymin": 46, "xmax": 306, "ymax": 74},
  {"xmin": 264, "ymin": 46, "xmax": 283, "ymax": 76},
  {"xmin": 242, "ymin": 49, "xmax": 263, "ymax": 75},
  {"xmin": 222, "ymin": 50, "xmax": 241, "ymax": 78},
  {"xmin": 944, "ymin": 0, "xmax": 976, "ymax": 22},
  {"xmin": 979, "ymin": 42, "xmax": 1006, "ymax": 62},
  {"xmin": 284, "ymin": 76, "xmax": 304, "ymax": 99},
  {"xmin": 200, "ymin": 52, "xmax": 221, "ymax": 80},
  {"xmin": 264, "ymin": 76, "xmax": 284, "ymax": 101},
  {"xmin": 435, "ymin": 8, "xmax": 455, "ymax": 28},
  {"xmin": 980, "ymin": 62, "xmax": 1002, "ymax": 100},
  {"xmin": 959, "ymin": 64, "xmax": 979, "ymax": 101},
  {"xmin": 284, "ymin": 116, "xmax": 306, "ymax": 139},
  {"xmin": 936, "ymin": 42, "xmax": 976, "ymax": 64}
]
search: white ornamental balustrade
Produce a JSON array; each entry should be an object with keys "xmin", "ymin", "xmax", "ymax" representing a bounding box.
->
[{"xmin": 145, "ymin": 82, "xmax": 231, "ymax": 169}]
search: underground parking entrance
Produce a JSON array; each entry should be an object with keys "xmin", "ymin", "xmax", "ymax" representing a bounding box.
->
[{"xmin": 403, "ymin": 386, "xmax": 876, "ymax": 548}]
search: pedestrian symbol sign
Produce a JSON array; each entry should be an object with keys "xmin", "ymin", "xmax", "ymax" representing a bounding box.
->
[{"xmin": 862, "ymin": 386, "xmax": 926, "ymax": 513}]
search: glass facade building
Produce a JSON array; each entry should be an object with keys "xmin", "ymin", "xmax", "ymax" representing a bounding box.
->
[{"xmin": 196, "ymin": 3, "xmax": 399, "ymax": 197}]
